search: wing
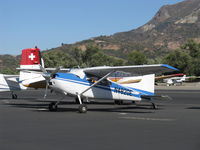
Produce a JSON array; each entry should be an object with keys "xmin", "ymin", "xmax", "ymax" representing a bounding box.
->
[{"xmin": 84, "ymin": 64, "xmax": 179, "ymax": 77}]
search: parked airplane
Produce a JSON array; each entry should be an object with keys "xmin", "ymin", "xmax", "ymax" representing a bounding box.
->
[
  {"xmin": 40, "ymin": 64, "xmax": 178, "ymax": 113},
  {"xmin": 163, "ymin": 74, "xmax": 186, "ymax": 86},
  {"xmin": 0, "ymin": 47, "xmax": 61, "ymax": 98},
  {"xmin": 0, "ymin": 47, "xmax": 44, "ymax": 98}
]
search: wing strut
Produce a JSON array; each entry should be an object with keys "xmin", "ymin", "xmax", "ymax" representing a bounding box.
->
[
  {"xmin": 75, "ymin": 71, "xmax": 114, "ymax": 113},
  {"xmin": 79, "ymin": 71, "xmax": 114, "ymax": 96}
]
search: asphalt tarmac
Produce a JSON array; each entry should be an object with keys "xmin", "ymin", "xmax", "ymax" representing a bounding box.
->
[{"xmin": 0, "ymin": 89, "xmax": 200, "ymax": 150}]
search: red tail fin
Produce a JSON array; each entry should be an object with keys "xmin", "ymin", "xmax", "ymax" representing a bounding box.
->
[{"xmin": 20, "ymin": 48, "xmax": 41, "ymax": 65}]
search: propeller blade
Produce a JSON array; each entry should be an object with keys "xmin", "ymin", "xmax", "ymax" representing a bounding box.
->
[
  {"xmin": 44, "ymin": 81, "xmax": 49, "ymax": 99},
  {"xmin": 50, "ymin": 66, "xmax": 62, "ymax": 78},
  {"xmin": 39, "ymin": 65, "xmax": 62, "ymax": 99},
  {"xmin": 39, "ymin": 64, "xmax": 48, "ymax": 74}
]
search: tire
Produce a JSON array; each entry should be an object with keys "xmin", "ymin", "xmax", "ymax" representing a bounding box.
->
[
  {"xmin": 12, "ymin": 94, "xmax": 17, "ymax": 99},
  {"xmin": 78, "ymin": 104, "xmax": 87, "ymax": 113},
  {"xmin": 49, "ymin": 102, "xmax": 58, "ymax": 111}
]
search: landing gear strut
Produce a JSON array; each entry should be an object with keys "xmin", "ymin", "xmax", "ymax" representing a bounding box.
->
[
  {"xmin": 77, "ymin": 94, "xmax": 87, "ymax": 113},
  {"xmin": 75, "ymin": 96, "xmax": 83, "ymax": 104}
]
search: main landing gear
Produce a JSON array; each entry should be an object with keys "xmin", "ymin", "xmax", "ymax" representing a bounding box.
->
[
  {"xmin": 78, "ymin": 104, "xmax": 87, "ymax": 113},
  {"xmin": 77, "ymin": 95, "xmax": 87, "ymax": 113},
  {"xmin": 48, "ymin": 96, "xmax": 88, "ymax": 113}
]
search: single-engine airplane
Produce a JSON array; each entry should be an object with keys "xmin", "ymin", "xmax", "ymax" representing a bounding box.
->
[
  {"xmin": 40, "ymin": 63, "xmax": 179, "ymax": 113},
  {"xmin": 163, "ymin": 74, "xmax": 187, "ymax": 86}
]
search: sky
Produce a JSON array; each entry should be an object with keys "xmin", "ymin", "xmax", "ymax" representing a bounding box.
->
[{"xmin": 0, "ymin": 0, "xmax": 184, "ymax": 55}]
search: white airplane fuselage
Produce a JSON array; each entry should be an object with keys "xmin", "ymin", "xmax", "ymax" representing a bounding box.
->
[{"xmin": 50, "ymin": 72, "xmax": 155, "ymax": 101}]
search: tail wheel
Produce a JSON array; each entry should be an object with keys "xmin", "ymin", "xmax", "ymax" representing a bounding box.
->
[
  {"xmin": 12, "ymin": 94, "xmax": 18, "ymax": 99},
  {"xmin": 49, "ymin": 102, "xmax": 58, "ymax": 111},
  {"xmin": 78, "ymin": 104, "xmax": 87, "ymax": 113},
  {"xmin": 151, "ymin": 102, "xmax": 157, "ymax": 109}
]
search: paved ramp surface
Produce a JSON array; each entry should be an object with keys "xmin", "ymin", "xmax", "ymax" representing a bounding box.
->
[{"xmin": 0, "ymin": 89, "xmax": 200, "ymax": 150}]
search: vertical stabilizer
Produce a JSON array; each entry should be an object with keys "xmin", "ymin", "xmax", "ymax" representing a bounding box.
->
[
  {"xmin": 19, "ymin": 48, "xmax": 45, "ymax": 89},
  {"xmin": 20, "ymin": 48, "xmax": 42, "ymax": 70}
]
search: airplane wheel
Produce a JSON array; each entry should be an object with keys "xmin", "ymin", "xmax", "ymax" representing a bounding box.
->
[
  {"xmin": 12, "ymin": 94, "xmax": 17, "ymax": 99},
  {"xmin": 49, "ymin": 102, "xmax": 58, "ymax": 111},
  {"xmin": 78, "ymin": 104, "xmax": 87, "ymax": 113}
]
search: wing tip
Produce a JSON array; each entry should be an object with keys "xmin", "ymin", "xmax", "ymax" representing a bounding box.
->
[{"xmin": 161, "ymin": 64, "xmax": 179, "ymax": 71}]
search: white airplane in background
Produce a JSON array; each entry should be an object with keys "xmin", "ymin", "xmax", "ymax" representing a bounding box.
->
[
  {"xmin": 163, "ymin": 74, "xmax": 187, "ymax": 86},
  {"xmin": 40, "ymin": 63, "xmax": 178, "ymax": 113},
  {"xmin": 0, "ymin": 47, "xmax": 44, "ymax": 98}
]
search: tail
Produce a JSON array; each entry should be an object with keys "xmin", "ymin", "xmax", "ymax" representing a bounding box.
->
[
  {"xmin": 181, "ymin": 75, "xmax": 186, "ymax": 81},
  {"xmin": 117, "ymin": 74, "xmax": 155, "ymax": 95},
  {"xmin": 19, "ymin": 47, "xmax": 46, "ymax": 89},
  {"xmin": 20, "ymin": 47, "xmax": 44, "ymax": 69}
]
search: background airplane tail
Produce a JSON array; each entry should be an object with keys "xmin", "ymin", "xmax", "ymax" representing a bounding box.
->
[
  {"xmin": 20, "ymin": 47, "xmax": 44, "ymax": 70},
  {"xmin": 19, "ymin": 47, "xmax": 45, "ymax": 89},
  {"xmin": 181, "ymin": 75, "xmax": 186, "ymax": 81}
]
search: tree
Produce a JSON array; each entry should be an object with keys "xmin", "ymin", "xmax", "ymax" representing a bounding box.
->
[
  {"xmin": 162, "ymin": 49, "xmax": 193, "ymax": 75},
  {"xmin": 192, "ymin": 55, "xmax": 200, "ymax": 76},
  {"xmin": 90, "ymin": 52, "xmax": 125, "ymax": 67},
  {"xmin": 82, "ymin": 45, "xmax": 100, "ymax": 66},
  {"xmin": 181, "ymin": 39, "xmax": 200, "ymax": 57},
  {"xmin": 180, "ymin": 40, "xmax": 200, "ymax": 75},
  {"xmin": 127, "ymin": 51, "xmax": 147, "ymax": 65},
  {"xmin": 72, "ymin": 48, "xmax": 84, "ymax": 67},
  {"xmin": 42, "ymin": 51, "xmax": 78, "ymax": 68}
]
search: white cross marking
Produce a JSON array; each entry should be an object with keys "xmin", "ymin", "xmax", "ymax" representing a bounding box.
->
[{"xmin": 28, "ymin": 53, "xmax": 36, "ymax": 60}]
